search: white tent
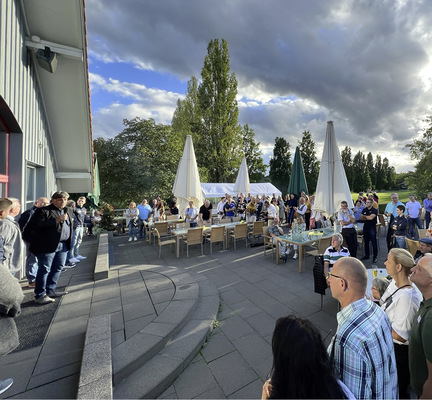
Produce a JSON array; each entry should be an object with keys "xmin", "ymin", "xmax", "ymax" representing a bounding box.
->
[
  {"xmin": 233, "ymin": 157, "xmax": 251, "ymax": 195},
  {"xmin": 313, "ymin": 121, "xmax": 353, "ymax": 216},
  {"xmin": 201, "ymin": 182, "xmax": 282, "ymax": 198},
  {"xmin": 172, "ymin": 135, "xmax": 204, "ymax": 216}
]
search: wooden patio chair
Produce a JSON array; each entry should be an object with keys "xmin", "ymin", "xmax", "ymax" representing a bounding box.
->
[
  {"xmin": 405, "ymin": 238, "xmax": 420, "ymax": 257},
  {"xmin": 153, "ymin": 221, "xmax": 169, "ymax": 245},
  {"xmin": 418, "ymin": 229, "xmax": 428, "ymax": 239},
  {"xmin": 248, "ymin": 220, "xmax": 265, "ymax": 246},
  {"xmin": 183, "ymin": 227, "xmax": 204, "ymax": 258},
  {"xmin": 229, "ymin": 223, "xmax": 248, "ymax": 250},
  {"xmin": 154, "ymin": 228, "xmax": 176, "ymax": 258},
  {"xmin": 378, "ymin": 214, "xmax": 387, "ymax": 235},
  {"xmin": 262, "ymin": 226, "xmax": 275, "ymax": 259},
  {"xmin": 205, "ymin": 226, "xmax": 225, "ymax": 255},
  {"xmin": 306, "ymin": 237, "xmax": 332, "ymax": 258}
]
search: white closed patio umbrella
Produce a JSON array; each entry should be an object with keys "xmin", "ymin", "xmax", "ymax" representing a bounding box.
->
[
  {"xmin": 233, "ymin": 157, "xmax": 250, "ymax": 196},
  {"xmin": 172, "ymin": 135, "xmax": 204, "ymax": 217},
  {"xmin": 313, "ymin": 121, "xmax": 353, "ymax": 217}
]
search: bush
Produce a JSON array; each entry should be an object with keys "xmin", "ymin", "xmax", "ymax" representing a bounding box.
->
[{"xmin": 99, "ymin": 201, "xmax": 116, "ymax": 231}]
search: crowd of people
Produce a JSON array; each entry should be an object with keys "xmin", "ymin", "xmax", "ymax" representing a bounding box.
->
[{"xmin": 0, "ymin": 192, "xmax": 102, "ymax": 394}]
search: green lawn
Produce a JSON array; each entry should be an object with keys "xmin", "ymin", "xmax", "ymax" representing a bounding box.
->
[{"xmin": 351, "ymin": 190, "xmax": 412, "ymax": 213}]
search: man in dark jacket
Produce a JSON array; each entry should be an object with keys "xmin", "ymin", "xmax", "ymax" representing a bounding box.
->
[
  {"xmin": 18, "ymin": 197, "xmax": 49, "ymax": 287},
  {"xmin": 27, "ymin": 192, "xmax": 74, "ymax": 304}
]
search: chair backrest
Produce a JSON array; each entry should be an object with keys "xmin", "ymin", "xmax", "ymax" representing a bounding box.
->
[
  {"xmin": 232, "ymin": 217, "xmax": 241, "ymax": 222},
  {"xmin": 418, "ymin": 229, "xmax": 428, "ymax": 239},
  {"xmin": 219, "ymin": 219, "xmax": 231, "ymax": 224},
  {"xmin": 166, "ymin": 215, "xmax": 178, "ymax": 221},
  {"xmin": 313, "ymin": 255, "xmax": 327, "ymax": 295},
  {"xmin": 318, "ymin": 237, "xmax": 332, "ymax": 254},
  {"xmin": 405, "ymin": 238, "xmax": 420, "ymax": 257},
  {"xmin": 154, "ymin": 221, "xmax": 168, "ymax": 234},
  {"xmin": 378, "ymin": 214, "xmax": 386, "ymax": 226},
  {"xmin": 187, "ymin": 227, "xmax": 203, "ymax": 245},
  {"xmin": 262, "ymin": 226, "xmax": 271, "ymax": 245},
  {"xmin": 234, "ymin": 223, "xmax": 248, "ymax": 238},
  {"xmin": 210, "ymin": 226, "xmax": 225, "ymax": 242},
  {"xmin": 252, "ymin": 221, "xmax": 265, "ymax": 235}
]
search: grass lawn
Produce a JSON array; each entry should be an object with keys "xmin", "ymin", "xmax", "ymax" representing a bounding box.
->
[{"xmin": 351, "ymin": 190, "xmax": 412, "ymax": 213}]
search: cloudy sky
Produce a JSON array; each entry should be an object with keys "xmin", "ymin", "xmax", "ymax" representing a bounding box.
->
[{"xmin": 86, "ymin": 0, "xmax": 432, "ymax": 173}]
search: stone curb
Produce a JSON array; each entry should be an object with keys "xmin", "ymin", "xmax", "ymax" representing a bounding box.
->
[
  {"xmin": 113, "ymin": 277, "xmax": 219, "ymax": 399},
  {"xmin": 94, "ymin": 233, "xmax": 109, "ymax": 281},
  {"xmin": 77, "ymin": 314, "xmax": 112, "ymax": 399}
]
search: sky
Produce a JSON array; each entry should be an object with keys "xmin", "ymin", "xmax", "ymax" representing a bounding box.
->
[{"xmin": 85, "ymin": 0, "xmax": 432, "ymax": 173}]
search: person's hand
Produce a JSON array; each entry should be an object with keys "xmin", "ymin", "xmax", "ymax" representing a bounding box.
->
[
  {"xmin": 262, "ymin": 379, "xmax": 273, "ymax": 399},
  {"xmin": 392, "ymin": 225, "xmax": 397, "ymax": 230},
  {"xmin": 56, "ymin": 214, "xmax": 67, "ymax": 223}
]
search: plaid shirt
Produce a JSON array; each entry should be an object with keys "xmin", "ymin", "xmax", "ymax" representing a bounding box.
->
[{"xmin": 328, "ymin": 298, "xmax": 398, "ymax": 399}]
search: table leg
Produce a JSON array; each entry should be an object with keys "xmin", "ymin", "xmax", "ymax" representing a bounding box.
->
[
  {"xmin": 176, "ymin": 235, "xmax": 180, "ymax": 258},
  {"xmin": 298, "ymin": 244, "xmax": 303, "ymax": 273}
]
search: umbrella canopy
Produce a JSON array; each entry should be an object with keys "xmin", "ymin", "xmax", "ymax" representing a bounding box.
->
[
  {"xmin": 172, "ymin": 135, "xmax": 204, "ymax": 216},
  {"xmin": 313, "ymin": 121, "xmax": 353, "ymax": 216},
  {"xmin": 287, "ymin": 146, "xmax": 308, "ymax": 198},
  {"xmin": 233, "ymin": 157, "xmax": 251, "ymax": 195}
]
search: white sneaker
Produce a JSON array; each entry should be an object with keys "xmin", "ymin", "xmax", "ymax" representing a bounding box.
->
[
  {"xmin": 128, "ymin": 237, "xmax": 133, "ymax": 242},
  {"xmin": 76, "ymin": 255, "xmax": 87, "ymax": 260},
  {"xmin": 69, "ymin": 257, "xmax": 80, "ymax": 263},
  {"xmin": 293, "ymin": 252, "xmax": 298, "ymax": 259},
  {"xmin": 134, "ymin": 237, "xmax": 137, "ymax": 241}
]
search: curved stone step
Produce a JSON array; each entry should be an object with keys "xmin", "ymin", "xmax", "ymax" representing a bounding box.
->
[
  {"xmin": 112, "ymin": 273, "xmax": 200, "ymax": 385},
  {"xmin": 113, "ymin": 277, "xmax": 219, "ymax": 399}
]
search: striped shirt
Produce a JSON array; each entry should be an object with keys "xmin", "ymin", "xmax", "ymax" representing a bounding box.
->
[
  {"xmin": 323, "ymin": 246, "xmax": 350, "ymax": 268},
  {"xmin": 328, "ymin": 298, "xmax": 398, "ymax": 400}
]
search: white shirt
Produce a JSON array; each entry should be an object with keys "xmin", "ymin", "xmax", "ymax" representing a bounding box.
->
[
  {"xmin": 338, "ymin": 209, "xmax": 355, "ymax": 228},
  {"xmin": 216, "ymin": 200, "xmax": 225, "ymax": 214},
  {"xmin": 406, "ymin": 200, "xmax": 422, "ymax": 218},
  {"xmin": 267, "ymin": 204, "xmax": 277, "ymax": 218},
  {"xmin": 185, "ymin": 206, "xmax": 198, "ymax": 222},
  {"xmin": 380, "ymin": 279, "xmax": 422, "ymax": 344}
]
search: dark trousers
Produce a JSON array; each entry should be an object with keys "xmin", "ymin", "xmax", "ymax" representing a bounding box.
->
[
  {"xmin": 387, "ymin": 227, "xmax": 395, "ymax": 251},
  {"xmin": 342, "ymin": 227, "xmax": 357, "ymax": 257},
  {"xmin": 394, "ymin": 343, "xmax": 410, "ymax": 399},
  {"xmin": 305, "ymin": 212, "xmax": 311, "ymax": 230},
  {"xmin": 363, "ymin": 227, "xmax": 378, "ymax": 259}
]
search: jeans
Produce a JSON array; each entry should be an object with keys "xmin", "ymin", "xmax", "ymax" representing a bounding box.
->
[
  {"xmin": 425, "ymin": 211, "xmax": 431, "ymax": 229},
  {"xmin": 35, "ymin": 241, "xmax": 68, "ymax": 298},
  {"xmin": 68, "ymin": 226, "xmax": 84, "ymax": 260},
  {"xmin": 138, "ymin": 218, "xmax": 148, "ymax": 238},
  {"xmin": 24, "ymin": 243, "xmax": 38, "ymax": 283},
  {"xmin": 363, "ymin": 227, "xmax": 378, "ymax": 259},
  {"xmin": 288, "ymin": 209, "xmax": 295, "ymax": 225},
  {"xmin": 394, "ymin": 236, "xmax": 407, "ymax": 249},
  {"xmin": 408, "ymin": 217, "xmax": 422, "ymax": 238},
  {"xmin": 128, "ymin": 220, "xmax": 138, "ymax": 237}
]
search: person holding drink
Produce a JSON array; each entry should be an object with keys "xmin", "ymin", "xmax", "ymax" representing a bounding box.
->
[{"xmin": 381, "ymin": 248, "xmax": 422, "ymax": 399}]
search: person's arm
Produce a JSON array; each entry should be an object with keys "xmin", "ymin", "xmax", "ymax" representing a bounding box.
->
[{"xmin": 261, "ymin": 379, "xmax": 273, "ymax": 400}]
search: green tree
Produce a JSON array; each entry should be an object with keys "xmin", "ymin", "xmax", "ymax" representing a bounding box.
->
[
  {"xmin": 269, "ymin": 137, "xmax": 292, "ymax": 193},
  {"xmin": 241, "ymin": 124, "xmax": 267, "ymax": 182},
  {"xmin": 366, "ymin": 152, "xmax": 375, "ymax": 188},
  {"xmin": 352, "ymin": 151, "xmax": 371, "ymax": 192},
  {"xmin": 94, "ymin": 118, "xmax": 183, "ymax": 208},
  {"xmin": 374, "ymin": 155, "xmax": 386, "ymax": 190},
  {"xmin": 341, "ymin": 146, "xmax": 353, "ymax": 188},
  {"xmin": 406, "ymin": 114, "xmax": 432, "ymax": 198},
  {"xmin": 197, "ymin": 38, "xmax": 242, "ymax": 182},
  {"xmin": 382, "ymin": 157, "xmax": 396, "ymax": 189},
  {"xmin": 298, "ymin": 130, "xmax": 320, "ymax": 193}
]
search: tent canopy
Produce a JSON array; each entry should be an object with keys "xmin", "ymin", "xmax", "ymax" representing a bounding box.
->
[{"xmin": 201, "ymin": 183, "xmax": 282, "ymax": 198}]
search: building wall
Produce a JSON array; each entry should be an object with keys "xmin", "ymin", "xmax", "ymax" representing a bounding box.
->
[{"xmin": 0, "ymin": 0, "xmax": 58, "ymax": 207}]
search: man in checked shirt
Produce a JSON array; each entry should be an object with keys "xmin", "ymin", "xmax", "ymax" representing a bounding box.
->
[{"xmin": 327, "ymin": 257, "xmax": 398, "ymax": 399}]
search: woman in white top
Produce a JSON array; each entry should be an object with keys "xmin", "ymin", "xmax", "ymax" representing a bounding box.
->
[
  {"xmin": 184, "ymin": 201, "xmax": 199, "ymax": 228},
  {"xmin": 125, "ymin": 202, "xmax": 139, "ymax": 241},
  {"xmin": 381, "ymin": 248, "xmax": 422, "ymax": 399}
]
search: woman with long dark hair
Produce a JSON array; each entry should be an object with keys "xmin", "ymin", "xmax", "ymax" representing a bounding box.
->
[{"xmin": 262, "ymin": 316, "xmax": 353, "ymax": 399}]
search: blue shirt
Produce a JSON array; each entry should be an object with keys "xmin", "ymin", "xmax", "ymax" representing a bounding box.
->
[
  {"xmin": 384, "ymin": 201, "xmax": 406, "ymax": 220},
  {"xmin": 329, "ymin": 298, "xmax": 398, "ymax": 400},
  {"xmin": 137, "ymin": 204, "xmax": 152, "ymax": 220},
  {"xmin": 424, "ymin": 198, "xmax": 432, "ymax": 213}
]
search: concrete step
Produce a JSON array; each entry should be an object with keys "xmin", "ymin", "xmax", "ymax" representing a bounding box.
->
[{"xmin": 113, "ymin": 277, "xmax": 219, "ymax": 399}]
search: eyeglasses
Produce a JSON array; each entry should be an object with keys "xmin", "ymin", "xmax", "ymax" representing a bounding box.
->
[{"xmin": 327, "ymin": 272, "xmax": 349, "ymax": 290}]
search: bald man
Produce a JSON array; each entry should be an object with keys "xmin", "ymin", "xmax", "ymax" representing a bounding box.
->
[
  {"xmin": 409, "ymin": 254, "xmax": 432, "ymax": 399},
  {"xmin": 327, "ymin": 257, "xmax": 398, "ymax": 399}
]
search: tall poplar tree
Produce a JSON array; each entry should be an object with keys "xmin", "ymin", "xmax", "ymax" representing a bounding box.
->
[
  {"xmin": 298, "ymin": 130, "xmax": 320, "ymax": 193},
  {"xmin": 269, "ymin": 137, "xmax": 292, "ymax": 193},
  {"xmin": 197, "ymin": 38, "xmax": 242, "ymax": 182},
  {"xmin": 341, "ymin": 146, "xmax": 353, "ymax": 188}
]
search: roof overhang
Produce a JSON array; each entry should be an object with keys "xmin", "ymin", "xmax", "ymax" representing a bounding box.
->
[{"xmin": 22, "ymin": 0, "xmax": 94, "ymax": 193}]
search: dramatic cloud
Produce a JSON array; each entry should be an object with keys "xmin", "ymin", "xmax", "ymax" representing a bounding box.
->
[{"xmin": 86, "ymin": 0, "xmax": 432, "ymax": 172}]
